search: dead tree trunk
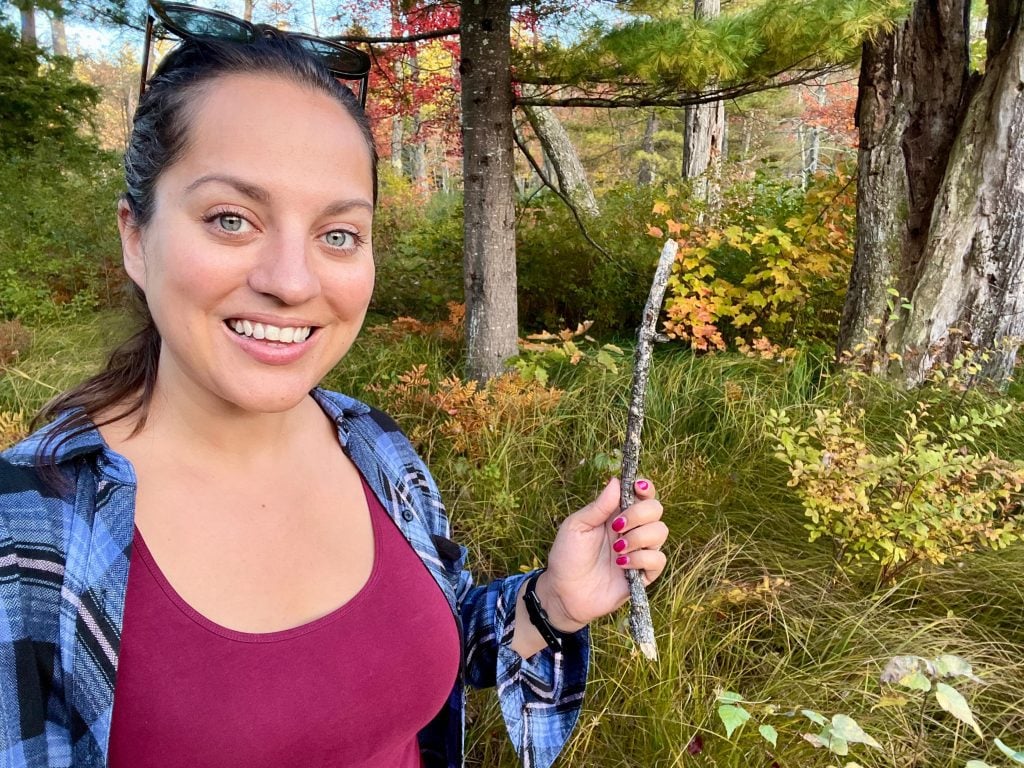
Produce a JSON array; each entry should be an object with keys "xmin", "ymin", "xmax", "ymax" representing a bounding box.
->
[
  {"xmin": 520, "ymin": 85, "xmax": 599, "ymax": 217},
  {"xmin": 839, "ymin": 0, "xmax": 1024, "ymax": 387},
  {"xmin": 682, "ymin": 0, "xmax": 724, "ymax": 214},
  {"xmin": 460, "ymin": 0, "xmax": 518, "ymax": 382}
]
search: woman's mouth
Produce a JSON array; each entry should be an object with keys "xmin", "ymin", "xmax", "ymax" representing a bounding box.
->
[{"xmin": 226, "ymin": 319, "xmax": 314, "ymax": 344}]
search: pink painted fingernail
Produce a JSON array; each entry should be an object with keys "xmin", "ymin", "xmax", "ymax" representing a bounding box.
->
[
  {"xmin": 612, "ymin": 516, "xmax": 627, "ymax": 532},
  {"xmin": 636, "ymin": 479, "xmax": 650, "ymax": 491},
  {"xmin": 616, "ymin": 555, "xmax": 629, "ymax": 567},
  {"xmin": 613, "ymin": 538, "xmax": 627, "ymax": 553}
]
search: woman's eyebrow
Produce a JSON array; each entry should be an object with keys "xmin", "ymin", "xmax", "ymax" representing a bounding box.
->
[
  {"xmin": 185, "ymin": 174, "xmax": 270, "ymax": 203},
  {"xmin": 183, "ymin": 174, "xmax": 371, "ymax": 217},
  {"xmin": 321, "ymin": 199, "xmax": 374, "ymax": 217}
]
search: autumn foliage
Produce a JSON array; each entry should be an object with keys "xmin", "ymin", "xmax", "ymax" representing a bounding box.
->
[{"xmin": 656, "ymin": 171, "xmax": 855, "ymax": 352}]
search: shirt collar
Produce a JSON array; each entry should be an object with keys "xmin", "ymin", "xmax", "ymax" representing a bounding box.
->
[{"xmin": 3, "ymin": 388, "xmax": 372, "ymax": 468}]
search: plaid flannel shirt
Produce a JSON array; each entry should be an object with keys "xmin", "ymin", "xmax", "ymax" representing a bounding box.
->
[{"xmin": 0, "ymin": 389, "xmax": 589, "ymax": 768}]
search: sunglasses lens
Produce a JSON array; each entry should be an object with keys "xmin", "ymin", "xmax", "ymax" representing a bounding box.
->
[
  {"xmin": 163, "ymin": 6, "xmax": 251, "ymax": 41},
  {"xmin": 295, "ymin": 37, "xmax": 369, "ymax": 77}
]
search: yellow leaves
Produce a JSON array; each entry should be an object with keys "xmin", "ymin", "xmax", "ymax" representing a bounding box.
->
[
  {"xmin": 652, "ymin": 200, "xmax": 670, "ymax": 215},
  {"xmin": 771, "ymin": 400, "xmax": 1024, "ymax": 584}
]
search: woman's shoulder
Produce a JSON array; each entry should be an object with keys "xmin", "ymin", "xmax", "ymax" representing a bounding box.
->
[{"xmin": 0, "ymin": 412, "xmax": 103, "ymax": 518}]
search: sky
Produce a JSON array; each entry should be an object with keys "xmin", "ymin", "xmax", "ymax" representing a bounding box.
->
[{"xmin": 6, "ymin": 0, "xmax": 625, "ymax": 62}]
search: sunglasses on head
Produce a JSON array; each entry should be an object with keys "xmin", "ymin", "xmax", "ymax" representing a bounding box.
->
[{"xmin": 140, "ymin": 1, "xmax": 371, "ymax": 107}]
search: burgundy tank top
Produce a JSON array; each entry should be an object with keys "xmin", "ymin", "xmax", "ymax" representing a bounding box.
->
[{"xmin": 108, "ymin": 477, "xmax": 460, "ymax": 768}]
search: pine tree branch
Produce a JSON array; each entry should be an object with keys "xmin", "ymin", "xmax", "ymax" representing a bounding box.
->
[
  {"xmin": 326, "ymin": 27, "xmax": 459, "ymax": 44},
  {"xmin": 515, "ymin": 64, "xmax": 848, "ymax": 108},
  {"xmin": 619, "ymin": 238, "xmax": 678, "ymax": 661}
]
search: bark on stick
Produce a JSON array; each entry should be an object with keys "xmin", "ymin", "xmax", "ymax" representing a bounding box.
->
[{"xmin": 619, "ymin": 238, "xmax": 678, "ymax": 661}]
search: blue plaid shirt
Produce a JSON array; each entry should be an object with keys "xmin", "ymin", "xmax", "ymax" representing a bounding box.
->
[{"xmin": 0, "ymin": 389, "xmax": 589, "ymax": 768}]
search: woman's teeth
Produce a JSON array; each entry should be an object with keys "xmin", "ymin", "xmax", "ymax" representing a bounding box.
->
[{"xmin": 229, "ymin": 320, "xmax": 312, "ymax": 343}]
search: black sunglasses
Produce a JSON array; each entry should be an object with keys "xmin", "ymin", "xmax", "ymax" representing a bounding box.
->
[{"xmin": 140, "ymin": 1, "xmax": 371, "ymax": 107}]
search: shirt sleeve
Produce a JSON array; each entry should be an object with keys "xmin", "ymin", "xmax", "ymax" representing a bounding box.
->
[
  {"xmin": 0, "ymin": 460, "xmax": 52, "ymax": 767},
  {"xmin": 458, "ymin": 566, "xmax": 590, "ymax": 768}
]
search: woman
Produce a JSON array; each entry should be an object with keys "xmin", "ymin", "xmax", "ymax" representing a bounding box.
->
[{"xmin": 0, "ymin": 19, "xmax": 668, "ymax": 768}]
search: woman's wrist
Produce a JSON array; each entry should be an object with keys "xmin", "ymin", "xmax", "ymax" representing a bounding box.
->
[{"xmin": 534, "ymin": 570, "xmax": 588, "ymax": 634}]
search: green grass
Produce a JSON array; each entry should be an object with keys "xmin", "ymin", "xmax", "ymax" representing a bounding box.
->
[{"xmin": 3, "ymin": 313, "xmax": 1023, "ymax": 767}]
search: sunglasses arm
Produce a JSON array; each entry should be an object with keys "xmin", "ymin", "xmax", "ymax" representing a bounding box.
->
[{"xmin": 139, "ymin": 14, "xmax": 155, "ymax": 97}]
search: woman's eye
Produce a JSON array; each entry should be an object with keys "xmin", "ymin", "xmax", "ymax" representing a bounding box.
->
[
  {"xmin": 324, "ymin": 230, "xmax": 357, "ymax": 248},
  {"xmin": 219, "ymin": 214, "xmax": 245, "ymax": 232}
]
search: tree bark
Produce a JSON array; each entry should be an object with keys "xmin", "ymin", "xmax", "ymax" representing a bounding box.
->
[
  {"xmin": 460, "ymin": 0, "xmax": 518, "ymax": 382},
  {"xmin": 243, "ymin": 0, "xmax": 255, "ymax": 22},
  {"xmin": 682, "ymin": 0, "xmax": 724, "ymax": 213},
  {"xmin": 19, "ymin": 3, "xmax": 37, "ymax": 46},
  {"xmin": 521, "ymin": 85, "xmax": 599, "ymax": 217},
  {"xmin": 637, "ymin": 111, "xmax": 658, "ymax": 186},
  {"xmin": 48, "ymin": 9, "xmax": 67, "ymax": 56},
  {"xmin": 840, "ymin": 0, "xmax": 1024, "ymax": 387}
]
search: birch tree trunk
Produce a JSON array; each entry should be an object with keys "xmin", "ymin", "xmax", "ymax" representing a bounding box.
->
[
  {"xmin": 461, "ymin": 0, "xmax": 518, "ymax": 382},
  {"xmin": 682, "ymin": 0, "xmax": 724, "ymax": 213},
  {"xmin": 521, "ymin": 85, "xmax": 599, "ymax": 217},
  {"xmin": 838, "ymin": 0, "xmax": 1024, "ymax": 387}
]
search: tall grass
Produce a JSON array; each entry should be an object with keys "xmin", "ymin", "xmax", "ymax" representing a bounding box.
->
[{"xmin": 3, "ymin": 315, "xmax": 1022, "ymax": 767}]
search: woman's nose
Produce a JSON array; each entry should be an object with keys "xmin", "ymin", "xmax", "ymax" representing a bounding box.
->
[{"xmin": 246, "ymin": 233, "xmax": 320, "ymax": 305}]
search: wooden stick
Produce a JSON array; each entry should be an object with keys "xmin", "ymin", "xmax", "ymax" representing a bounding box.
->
[{"xmin": 619, "ymin": 238, "xmax": 678, "ymax": 661}]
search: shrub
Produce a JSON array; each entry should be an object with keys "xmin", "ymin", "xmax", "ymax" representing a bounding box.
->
[
  {"xmin": 0, "ymin": 319, "xmax": 32, "ymax": 365},
  {"xmin": 658, "ymin": 169, "xmax": 855, "ymax": 352},
  {"xmin": 769, "ymin": 397, "xmax": 1023, "ymax": 584},
  {"xmin": 0, "ymin": 143, "xmax": 124, "ymax": 323},
  {"xmin": 371, "ymin": 167, "xmax": 464, "ymax": 320},
  {"xmin": 516, "ymin": 184, "xmax": 663, "ymax": 333}
]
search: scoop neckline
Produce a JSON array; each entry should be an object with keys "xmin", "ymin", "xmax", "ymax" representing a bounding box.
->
[{"xmin": 129, "ymin": 476, "xmax": 383, "ymax": 644}]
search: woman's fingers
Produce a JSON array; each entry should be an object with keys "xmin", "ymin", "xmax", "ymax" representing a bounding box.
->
[
  {"xmin": 633, "ymin": 477, "xmax": 656, "ymax": 500},
  {"xmin": 614, "ymin": 548, "xmax": 668, "ymax": 586},
  {"xmin": 611, "ymin": 521, "xmax": 668, "ymax": 556},
  {"xmin": 609, "ymin": 497, "xmax": 663, "ymax": 536}
]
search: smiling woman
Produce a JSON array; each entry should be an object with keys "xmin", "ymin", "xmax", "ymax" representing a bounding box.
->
[{"xmin": 0, "ymin": 6, "xmax": 668, "ymax": 768}]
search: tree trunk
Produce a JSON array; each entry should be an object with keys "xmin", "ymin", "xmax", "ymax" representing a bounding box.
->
[
  {"xmin": 638, "ymin": 111, "xmax": 657, "ymax": 186},
  {"xmin": 243, "ymin": 0, "xmax": 255, "ymax": 22},
  {"xmin": 19, "ymin": 3, "xmax": 37, "ymax": 46},
  {"xmin": 521, "ymin": 85, "xmax": 599, "ymax": 217},
  {"xmin": 460, "ymin": 0, "xmax": 518, "ymax": 382},
  {"xmin": 840, "ymin": 0, "xmax": 1024, "ymax": 387},
  {"xmin": 391, "ymin": 115, "xmax": 405, "ymax": 173},
  {"xmin": 682, "ymin": 0, "xmax": 724, "ymax": 213},
  {"xmin": 48, "ymin": 10, "xmax": 67, "ymax": 56}
]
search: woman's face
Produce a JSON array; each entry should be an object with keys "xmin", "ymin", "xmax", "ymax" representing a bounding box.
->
[{"xmin": 119, "ymin": 73, "xmax": 375, "ymax": 416}]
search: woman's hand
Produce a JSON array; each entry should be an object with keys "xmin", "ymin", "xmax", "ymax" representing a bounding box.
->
[{"xmin": 537, "ymin": 477, "xmax": 668, "ymax": 632}]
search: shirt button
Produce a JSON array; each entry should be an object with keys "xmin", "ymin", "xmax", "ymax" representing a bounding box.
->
[{"xmin": 402, "ymin": 509, "xmax": 415, "ymax": 522}]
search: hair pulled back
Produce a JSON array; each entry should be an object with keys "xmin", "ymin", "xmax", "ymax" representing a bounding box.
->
[{"xmin": 35, "ymin": 32, "xmax": 378, "ymax": 467}]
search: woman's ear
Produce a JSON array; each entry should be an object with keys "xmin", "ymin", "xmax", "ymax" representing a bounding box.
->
[{"xmin": 117, "ymin": 199, "xmax": 146, "ymax": 290}]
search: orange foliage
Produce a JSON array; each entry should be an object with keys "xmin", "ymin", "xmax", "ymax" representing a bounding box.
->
[{"xmin": 368, "ymin": 364, "xmax": 562, "ymax": 461}]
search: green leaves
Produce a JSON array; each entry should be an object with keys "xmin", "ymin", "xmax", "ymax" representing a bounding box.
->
[
  {"xmin": 830, "ymin": 714, "xmax": 882, "ymax": 749},
  {"xmin": 935, "ymin": 683, "xmax": 984, "ymax": 738},
  {"xmin": 995, "ymin": 738, "xmax": 1024, "ymax": 764},
  {"xmin": 717, "ymin": 703, "xmax": 751, "ymax": 738},
  {"xmin": 758, "ymin": 724, "xmax": 778, "ymax": 748}
]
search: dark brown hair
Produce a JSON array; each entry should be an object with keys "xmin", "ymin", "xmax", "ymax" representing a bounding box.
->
[{"xmin": 34, "ymin": 32, "xmax": 378, "ymax": 469}]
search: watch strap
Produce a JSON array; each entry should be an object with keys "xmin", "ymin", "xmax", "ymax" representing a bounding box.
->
[{"xmin": 523, "ymin": 569, "xmax": 571, "ymax": 652}]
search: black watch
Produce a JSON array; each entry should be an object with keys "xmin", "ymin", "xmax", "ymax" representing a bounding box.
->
[{"xmin": 523, "ymin": 569, "xmax": 574, "ymax": 652}]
